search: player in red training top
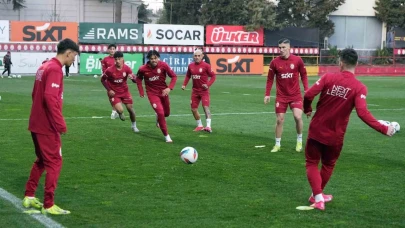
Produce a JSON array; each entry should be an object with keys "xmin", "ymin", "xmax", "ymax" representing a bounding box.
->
[
  {"xmin": 136, "ymin": 50, "xmax": 177, "ymax": 142},
  {"xmin": 264, "ymin": 38, "xmax": 308, "ymax": 153},
  {"xmin": 182, "ymin": 49, "xmax": 216, "ymax": 132},
  {"xmin": 303, "ymin": 48, "xmax": 396, "ymax": 210},
  {"xmin": 24, "ymin": 38, "xmax": 79, "ymax": 215},
  {"xmin": 42, "ymin": 58, "xmax": 49, "ymax": 64},
  {"xmin": 100, "ymin": 51, "xmax": 139, "ymax": 133},
  {"xmin": 100, "ymin": 44, "xmax": 120, "ymax": 120}
]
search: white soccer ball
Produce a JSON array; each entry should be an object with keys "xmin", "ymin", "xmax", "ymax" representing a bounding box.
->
[
  {"xmin": 12, "ymin": 74, "xmax": 16, "ymax": 78},
  {"xmin": 378, "ymin": 120, "xmax": 391, "ymax": 126},
  {"xmin": 17, "ymin": 75, "xmax": 21, "ymax": 78},
  {"xmin": 180, "ymin": 147, "xmax": 198, "ymax": 164},
  {"xmin": 94, "ymin": 75, "xmax": 98, "ymax": 78},
  {"xmin": 391, "ymin": 122, "xmax": 400, "ymax": 133}
]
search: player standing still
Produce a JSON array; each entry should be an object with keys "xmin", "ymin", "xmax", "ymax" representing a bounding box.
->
[
  {"xmin": 101, "ymin": 44, "xmax": 119, "ymax": 119},
  {"xmin": 23, "ymin": 38, "xmax": 79, "ymax": 215},
  {"xmin": 303, "ymin": 48, "xmax": 395, "ymax": 210},
  {"xmin": 264, "ymin": 38, "xmax": 308, "ymax": 152},
  {"xmin": 136, "ymin": 50, "xmax": 177, "ymax": 142},
  {"xmin": 100, "ymin": 51, "xmax": 139, "ymax": 132},
  {"xmin": 182, "ymin": 49, "xmax": 216, "ymax": 132}
]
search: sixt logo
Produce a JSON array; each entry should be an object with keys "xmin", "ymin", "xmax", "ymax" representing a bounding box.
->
[
  {"xmin": 216, "ymin": 56, "xmax": 253, "ymax": 73},
  {"xmin": 23, "ymin": 23, "xmax": 66, "ymax": 42}
]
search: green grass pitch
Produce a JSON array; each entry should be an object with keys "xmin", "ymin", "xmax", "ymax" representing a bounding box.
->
[{"xmin": 0, "ymin": 75, "xmax": 404, "ymax": 227}]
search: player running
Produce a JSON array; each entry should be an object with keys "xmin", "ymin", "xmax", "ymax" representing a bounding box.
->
[
  {"xmin": 100, "ymin": 51, "xmax": 139, "ymax": 132},
  {"xmin": 182, "ymin": 49, "xmax": 216, "ymax": 132},
  {"xmin": 136, "ymin": 50, "xmax": 177, "ymax": 142}
]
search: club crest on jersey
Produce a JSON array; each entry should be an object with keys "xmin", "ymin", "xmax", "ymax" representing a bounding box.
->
[
  {"xmin": 123, "ymin": 72, "xmax": 127, "ymax": 77},
  {"xmin": 152, "ymin": 103, "xmax": 157, "ymax": 109},
  {"xmin": 276, "ymin": 102, "xmax": 279, "ymax": 107},
  {"xmin": 290, "ymin": 64, "xmax": 295, "ymax": 69},
  {"xmin": 199, "ymin": 68, "xmax": 202, "ymax": 72},
  {"xmin": 157, "ymin": 68, "xmax": 161, "ymax": 74}
]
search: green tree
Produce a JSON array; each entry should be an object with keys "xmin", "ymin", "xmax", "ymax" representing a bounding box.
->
[
  {"xmin": 1, "ymin": 0, "xmax": 26, "ymax": 10},
  {"xmin": 276, "ymin": 0, "xmax": 345, "ymax": 41},
  {"xmin": 199, "ymin": 0, "xmax": 278, "ymax": 30},
  {"xmin": 138, "ymin": 3, "xmax": 152, "ymax": 23},
  {"xmin": 374, "ymin": 0, "xmax": 405, "ymax": 30},
  {"xmin": 157, "ymin": 0, "xmax": 202, "ymax": 25}
]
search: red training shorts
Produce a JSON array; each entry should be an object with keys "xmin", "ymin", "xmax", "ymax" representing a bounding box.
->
[
  {"xmin": 275, "ymin": 100, "xmax": 303, "ymax": 113},
  {"xmin": 191, "ymin": 91, "xmax": 210, "ymax": 109},
  {"xmin": 108, "ymin": 92, "xmax": 133, "ymax": 106}
]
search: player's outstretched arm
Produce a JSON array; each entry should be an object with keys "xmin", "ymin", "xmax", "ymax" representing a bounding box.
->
[{"xmin": 354, "ymin": 87, "xmax": 393, "ymax": 136}]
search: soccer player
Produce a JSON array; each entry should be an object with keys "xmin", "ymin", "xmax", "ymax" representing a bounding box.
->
[
  {"xmin": 42, "ymin": 58, "xmax": 49, "ymax": 64},
  {"xmin": 303, "ymin": 48, "xmax": 395, "ymax": 210},
  {"xmin": 23, "ymin": 38, "xmax": 79, "ymax": 215},
  {"xmin": 136, "ymin": 50, "xmax": 177, "ymax": 142},
  {"xmin": 1, "ymin": 51, "xmax": 12, "ymax": 78},
  {"xmin": 101, "ymin": 44, "xmax": 119, "ymax": 119},
  {"xmin": 100, "ymin": 51, "xmax": 139, "ymax": 133},
  {"xmin": 195, "ymin": 47, "xmax": 210, "ymax": 65},
  {"xmin": 182, "ymin": 49, "xmax": 216, "ymax": 132},
  {"xmin": 264, "ymin": 38, "xmax": 308, "ymax": 152}
]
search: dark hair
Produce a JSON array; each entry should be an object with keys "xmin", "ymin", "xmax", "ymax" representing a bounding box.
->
[
  {"xmin": 339, "ymin": 48, "xmax": 358, "ymax": 66},
  {"xmin": 278, "ymin": 38, "xmax": 290, "ymax": 45},
  {"xmin": 147, "ymin": 50, "xmax": 160, "ymax": 59},
  {"xmin": 108, "ymin": 44, "xmax": 117, "ymax": 49},
  {"xmin": 113, "ymin": 51, "xmax": 124, "ymax": 58},
  {"xmin": 57, "ymin": 38, "xmax": 80, "ymax": 54}
]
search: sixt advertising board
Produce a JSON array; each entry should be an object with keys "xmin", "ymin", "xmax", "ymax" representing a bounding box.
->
[
  {"xmin": 144, "ymin": 53, "xmax": 194, "ymax": 75},
  {"xmin": 79, "ymin": 23, "xmax": 143, "ymax": 44},
  {"xmin": 209, "ymin": 54, "xmax": 263, "ymax": 75},
  {"xmin": 143, "ymin": 24, "xmax": 204, "ymax": 46},
  {"xmin": 80, "ymin": 53, "xmax": 143, "ymax": 75},
  {"xmin": 10, "ymin": 21, "xmax": 78, "ymax": 42},
  {"xmin": 206, "ymin": 25, "xmax": 264, "ymax": 46}
]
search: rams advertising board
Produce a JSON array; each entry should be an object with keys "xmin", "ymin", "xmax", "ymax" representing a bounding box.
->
[{"xmin": 79, "ymin": 23, "xmax": 143, "ymax": 44}]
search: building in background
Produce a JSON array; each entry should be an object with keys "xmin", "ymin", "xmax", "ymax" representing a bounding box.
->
[
  {"xmin": 0, "ymin": 0, "xmax": 141, "ymax": 23},
  {"xmin": 328, "ymin": 0, "xmax": 385, "ymax": 50}
]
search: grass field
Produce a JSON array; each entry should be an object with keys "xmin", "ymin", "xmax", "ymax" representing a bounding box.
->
[{"xmin": 0, "ymin": 75, "xmax": 404, "ymax": 227}]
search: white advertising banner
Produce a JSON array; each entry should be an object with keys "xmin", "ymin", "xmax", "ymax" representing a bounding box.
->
[
  {"xmin": 0, "ymin": 20, "xmax": 9, "ymax": 43},
  {"xmin": 3, "ymin": 52, "xmax": 78, "ymax": 74},
  {"xmin": 143, "ymin": 24, "xmax": 204, "ymax": 45}
]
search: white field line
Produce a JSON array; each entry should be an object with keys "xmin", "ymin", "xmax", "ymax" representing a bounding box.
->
[
  {"xmin": 0, "ymin": 108, "xmax": 404, "ymax": 121},
  {"xmin": 0, "ymin": 187, "xmax": 64, "ymax": 228}
]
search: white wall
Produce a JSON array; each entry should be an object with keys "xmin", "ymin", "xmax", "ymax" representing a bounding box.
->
[
  {"xmin": 0, "ymin": 0, "xmax": 140, "ymax": 23},
  {"xmin": 330, "ymin": 0, "xmax": 376, "ymax": 17}
]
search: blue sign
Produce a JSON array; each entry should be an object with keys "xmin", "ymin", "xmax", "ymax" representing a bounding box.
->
[{"xmin": 144, "ymin": 53, "xmax": 194, "ymax": 75}]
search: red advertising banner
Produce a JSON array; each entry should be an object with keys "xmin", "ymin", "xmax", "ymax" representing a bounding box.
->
[{"xmin": 206, "ymin": 25, "xmax": 264, "ymax": 46}]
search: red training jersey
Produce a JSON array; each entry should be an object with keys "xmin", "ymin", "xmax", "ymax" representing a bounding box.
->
[
  {"xmin": 304, "ymin": 71, "xmax": 388, "ymax": 146},
  {"xmin": 29, "ymin": 58, "xmax": 66, "ymax": 135},
  {"xmin": 265, "ymin": 54, "xmax": 308, "ymax": 102},
  {"xmin": 101, "ymin": 64, "xmax": 134, "ymax": 95},
  {"xmin": 136, "ymin": 61, "xmax": 177, "ymax": 96},
  {"xmin": 183, "ymin": 61, "xmax": 216, "ymax": 92},
  {"xmin": 101, "ymin": 56, "xmax": 115, "ymax": 73}
]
